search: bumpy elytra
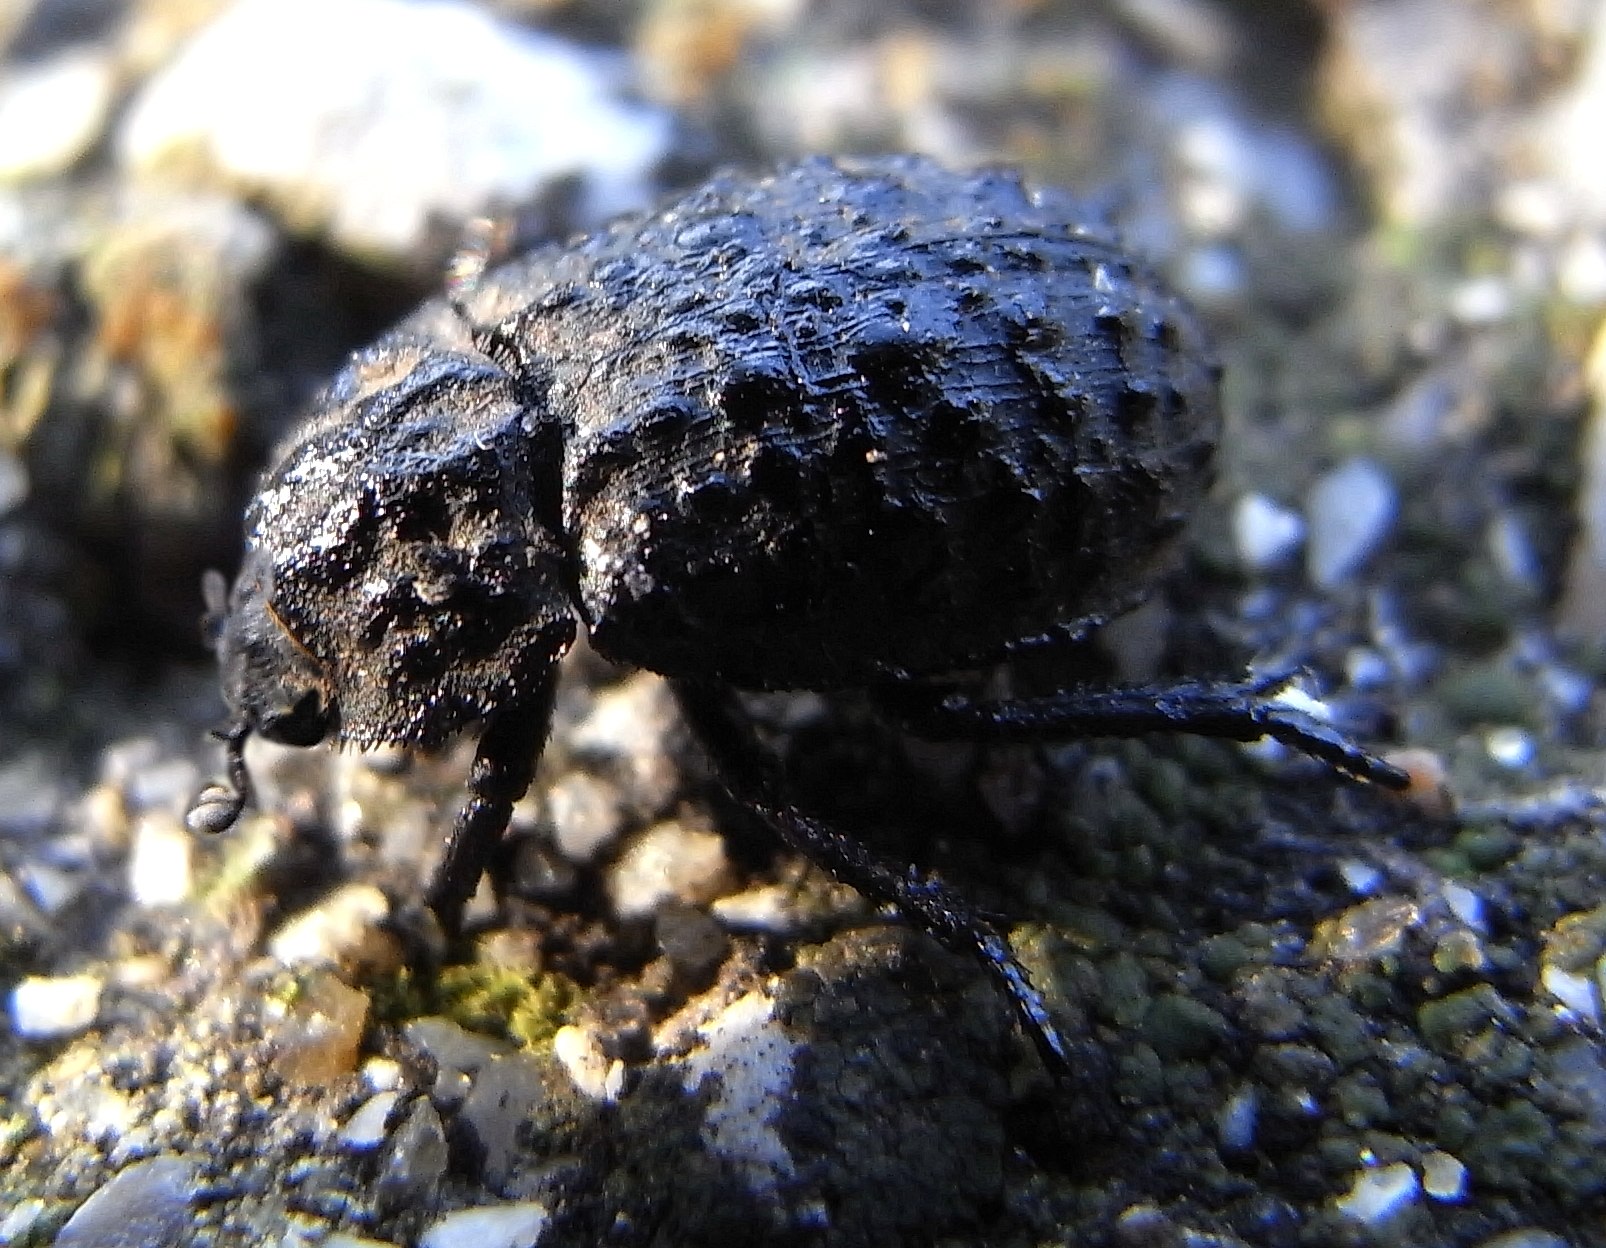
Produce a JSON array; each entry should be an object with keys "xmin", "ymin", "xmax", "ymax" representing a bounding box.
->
[{"xmin": 194, "ymin": 155, "xmax": 1404, "ymax": 1083}]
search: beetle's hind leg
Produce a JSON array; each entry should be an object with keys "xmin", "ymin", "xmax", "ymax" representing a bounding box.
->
[
  {"xmin": 670, "ymin": 678, "xmax": 1105, "ymax": 1112},
  {"xmin": 874, "ymin": 676, "xmax": 1409, "ymax": 790}
]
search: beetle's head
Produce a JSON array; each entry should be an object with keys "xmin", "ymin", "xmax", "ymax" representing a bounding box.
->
[{"xmin": 190, "ymin": 341, "xmax": 576, "ymax": 833}]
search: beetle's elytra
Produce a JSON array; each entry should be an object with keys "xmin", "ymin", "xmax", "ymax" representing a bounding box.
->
[{"xmin": 193, "ymin": 155, "xmax": 1406, "ymax": 1084}]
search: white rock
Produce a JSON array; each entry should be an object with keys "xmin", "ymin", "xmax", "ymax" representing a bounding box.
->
[
  {"xmin": 1442, "ymin": 882, "xmax": 1485, "ymax": 930},
  {"xmin": 1233, "ymin": 492, "xmax": 1305, "ymax": 570},
  {"xmin": 9, "ymin": 973, "xmax": 102, "ymax": 1039},
  {"xmin": 552, "ymin": 1025, "xmax": 623, "ymax": 1102},
  {"xmin": 1484, "ymin": 726, "xmax": 1536, "ymax": 771},
  {"xmin": 680, "ymin": 991, "xmax": 799, "ymax": 1196},
  {"xmin": 1542, "ymin": 963, "xmax": 1601, "ymax": 1024},
  {"xmin": 1421, "ymin": 1150, "xmax": 1468, "ymax": 1202},
  {"xmin": 120, "ymin": 0, "xmax": 669, "ymax": 259},
  {"xmin": 545, "ymin": 772, "xmax": 624, "ymax": 864},
  {"xmin": 607, "ymin": 821, "xmax": 731, "ymax": 920},
  {"xmin": 417, "ymin": 1203, "xmax": 550, "ymax": 1248},
  {"xmin": 340, "ymin": 1090, "xmax": 400, "ymax": 1150},
  {"xmin": 711, "ymin": 884, "xmax": 805, "ymax": 934},
  {"xmin": 0, "ymin": 49, "xmax": 116, "ymax": 182},
  {"xmin": 1334, "ymin": 1161, "xmax": 1419, "ymax": 1224},
  {"xmin": 268, "ymin": 882, "xmax": 390, "ymax": 968},
  {"xmin": 1306, "ymin": 457, "xmax": 1397, "ymax": 588},
  {"xmin": 362, "ymin": 1056, "xmax": 404, "ymax": 1092},
  {"xmin": 128, "ymin": 813, "xmax": 194, "ymax": 906}
]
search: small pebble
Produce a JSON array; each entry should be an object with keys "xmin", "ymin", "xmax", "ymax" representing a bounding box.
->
[
  {"xmin": 1442, "ymin": 882, "xmax": 1485, "ymax": 930},
  {"xmin": 544, "ymin": 772, "xmax": 625, "ymax": 864},
  {"xmin": 680, "ymin": 991, "xmax": 799, "ymax": 1196},
  {"xmin": 1233, "ymin": 492, "xmax": 1305, "ymax": 570},
  {"xmin": 10, "ymin": 973, "xmax": 102, "ymax": 1039},
  {"xmin": 362, "ymin": 1056, "xmax": 405, "ymax": 1093},
  {"xmin": 340, "ymin": 1090, "xmax": 401, "ymax": 1150},
  {"xmin": 1338, "ymin": 859, "xmax": 1384, "ymax": 896},
  {"xmin": 1421, "ymin": 1150, "xmax": 1468, "ymax": 1202},
  {"xmin": 1541, "ymin": 964, "xmax": 1601, "ymax": 1024},
  {"xmin": 1216, "ymin": 1085, "xmax": 1258, "ymax": 1153},
  {"xmin": 268, "ymin": 882, "xmax": 392, "ymax": 970},
  {"xmin": 607, "ymin": 820, "xmax": 732, "ymax": 920},
  {"xmin": 1384, "ymin": 747, "xmax": 1455, "ymax": 818},
  {"xmin": 53, "ymin": 1155, "xmax": 196, "ymax": 1248},
  {"xmin": 1484, "ymin": 726, "xmax": 1536, "ymax": 770},
  {"xmin": 128, "ymin": 814, "xmax": 194, "ymax": 906},
  {"xmin": 710, "ymin": 884, "xmax": 806, "ymax": 934},
  {"xmin": 553, "ymin": 1025, "xmax": 624, "ymax": 1102},
  {"xmin": 417, "ymin": 1203, "xmax": 551, "ymax": 1248},
  {"xmin": 1334, "ymin": 1161, "xmax": 1419, "ymax": 1224},
  {"xmin": 655, "ymin": 902, "xmax": 730, "ymax": 984},
  {"xmin": 374, "ymin": 1097, "xmax": 449, "ymax": 1217},
  {"xmin": 1306, "ymin": 457, "xmax": 1397, "ymax": 588},
  {"xmin": 267, "ymin": 972, "xmax": 370, "ymax": 1086},
  {"xmin": 0, "ymin": 50, "xmax": 116, "ymax": 182}
]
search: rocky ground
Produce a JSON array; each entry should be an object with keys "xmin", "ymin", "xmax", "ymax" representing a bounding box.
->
[{"xmin": 0, "ymin": 0, "xmax": 1604, "ymax": 1245}]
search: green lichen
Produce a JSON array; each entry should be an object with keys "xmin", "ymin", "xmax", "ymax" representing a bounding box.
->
[{"xmin": 431, "ymin": 964, "xmax": 577, "ymax": 1049}]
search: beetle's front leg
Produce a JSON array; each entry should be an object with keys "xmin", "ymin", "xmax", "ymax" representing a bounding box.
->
[{"xmin": 426, "ymin": 666, "xmax": 562, "ymax": 935}]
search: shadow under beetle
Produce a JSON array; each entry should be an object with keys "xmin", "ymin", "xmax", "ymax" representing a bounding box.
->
[{"xmin": 191, "ymin": 155, "xmax": 1408, "ymax": 1086}]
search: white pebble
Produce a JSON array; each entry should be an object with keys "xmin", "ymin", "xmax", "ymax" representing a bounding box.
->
[
  {"xmin": 1421, "ymin": 1150, "xmax": 1468, "ymax": 1202},
  {"xmin": 606, "ymin": 821, "xmax": 731, "ymax": 920},
  {"xmin": 1542, "ymin": 964, "xmax": 1601, "ymax": 1024},
  {"xmin": 417, "ymin": 1202, "xmax": 550, "ymax": 1248},
  {"xmin": 1334, "ymin": 1161, "xmax": 1419, "ymax": 1224},
  {"xmin": 10, "ymin": 973, "xmax": 103, "ymax": 1039},
  {"xmin": 1338, "ymin": 859, "xmax": 1384, "ymax": 897},
  {"xmin": 128, "ymin": 814, "xmax": 194, "ymax": 906},
  {"xmin": 545, "ymin": 772, "xmax": 624, "ymax": 864},
  {"xmin": 1233, "ymin": 492, "xmax": 1305, "ymax": 570},
  {"xmin": 1484, "ymin": 726, "xmax": 1536, "ymax": 770},
  {"xmin": 552, "ymin": 1025, "xmax": 623, "ymax": 1102},
  {"xmin": 362, "ymin": 1056, "xmax": 405, "ymax": 1093},
  {"xmin": 711, "ymin": 884, "xmax": 806, "ymax": 934},
  {"xmin": 1442, "ymin": 882, "xmax": 1485, "ymax": 930},
  {"xmin": 120, "ymin": 0, "xmax": 669, "ymax": 258},
  {"xmin": 0, "ymin": 50, "xmax": 116, "ymax": 182},
  {"xmin": 340, "ymin": 1090, "xmax": 400, "ymax": 1150},
  {"xmin": 1306, "ymin": 458, "xmax": 1398, "ymax": 588},
  {"xmin": 268, "ymin": 883, "xmax": 390, "ymax": 968},
  {"xmin": 680, "ymin": 992, "xmax": 799, "ymax": 1197}
]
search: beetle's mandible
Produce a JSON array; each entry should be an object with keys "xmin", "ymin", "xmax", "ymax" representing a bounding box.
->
[{"xmin": 192, "ymin": 155, "xmax": 1408, "ymax": 1083}]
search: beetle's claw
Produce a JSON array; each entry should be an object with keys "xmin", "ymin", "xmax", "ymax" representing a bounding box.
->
[{"xmin": 187, "ymin": 723, "xmax": 253, "ymax": 834}]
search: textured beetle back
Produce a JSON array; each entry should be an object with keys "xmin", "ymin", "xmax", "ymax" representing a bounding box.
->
[{"xmin": 512, "ymin": 157, "xmax": 1220, "ymax": 687}]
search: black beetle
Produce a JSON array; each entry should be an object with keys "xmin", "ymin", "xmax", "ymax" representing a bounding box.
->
[{"xmin": 192, "ymin": 155, "xmax": 1407, "ymax": 1080}]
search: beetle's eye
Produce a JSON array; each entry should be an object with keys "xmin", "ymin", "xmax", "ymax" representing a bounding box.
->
[{"xmin": 258, "ymin": 688, "xmax": 331, "ymax": 747}]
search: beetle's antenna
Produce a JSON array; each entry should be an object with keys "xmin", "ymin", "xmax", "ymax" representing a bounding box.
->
[{"xmin": 186, "ymin": 723, "xmax": 253, "ymax": 835}]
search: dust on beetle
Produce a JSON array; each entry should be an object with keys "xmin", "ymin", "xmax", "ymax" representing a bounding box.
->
[{"xmin": 191, "ymin": 155, "xmax": 1407, "ymax": 1086}]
